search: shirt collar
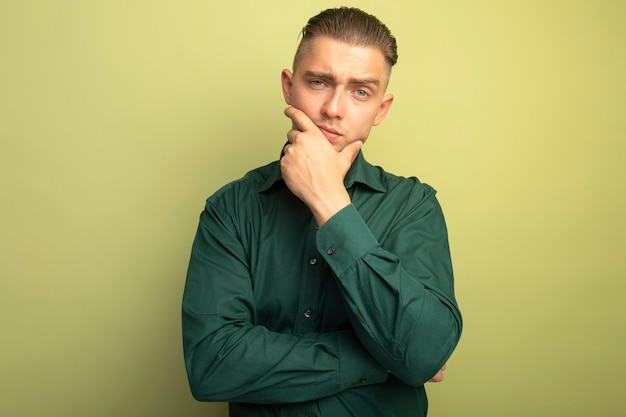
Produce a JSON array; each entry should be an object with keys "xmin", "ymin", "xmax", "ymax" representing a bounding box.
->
[{"xmin": 258, "ymin": 146, "xmax": 387, "ymax": 193}]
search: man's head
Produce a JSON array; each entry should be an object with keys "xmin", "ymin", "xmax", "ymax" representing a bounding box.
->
[
  {"xmin": 281, "ymin": 8, "xmax": 397, "ymax": 151},
  {"xmin": 293, "ymin": 7, "xmax": 398, "ymax": 75}
]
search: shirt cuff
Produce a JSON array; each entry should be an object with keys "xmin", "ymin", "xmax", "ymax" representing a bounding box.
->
[
  {"xmin": 336, "ymin": 330, "xmax": 388, "ymax": 391},
  {"xmin": 316, "ymin": 204, "xmax": 379, "ymax": 276}
]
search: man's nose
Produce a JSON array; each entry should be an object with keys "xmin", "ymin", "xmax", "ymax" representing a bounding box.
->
[{"xmin": 321, "ymin": 89, "xmax": 345, "ymax": 119}]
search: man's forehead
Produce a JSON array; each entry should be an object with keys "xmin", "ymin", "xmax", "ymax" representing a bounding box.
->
[{"xmin": 294, "ymin": 36, "xmax": 391, "ymax": 81}]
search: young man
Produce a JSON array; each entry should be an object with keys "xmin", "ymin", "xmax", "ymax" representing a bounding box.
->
[{"xmin": 182, "ymin": 7, "xmax": 462, "ymax": 416}]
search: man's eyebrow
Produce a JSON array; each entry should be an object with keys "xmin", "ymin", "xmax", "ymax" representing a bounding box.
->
[
  {"xmin": 304, "ymin": 71, "xmax": 380, "ymax": 86},
  {"xmin": 350, "ymin": 76, "xmax": 380, "ymax": 86},
  {"xmin": 304, "ymin": 71, "xmax": 334, "ymax": 81}
]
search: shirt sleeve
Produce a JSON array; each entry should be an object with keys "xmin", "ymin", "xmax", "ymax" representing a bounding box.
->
[
  {"xmin": 182, "ymin": 200, "xmax": 388, "ymax": 404},
  {"xmin": 316, "ymin": 187, "xmax": 462, "ymax": 386}
]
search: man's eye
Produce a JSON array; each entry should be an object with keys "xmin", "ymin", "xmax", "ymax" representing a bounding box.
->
[
  {"xmin": 355, "ymin": 89, "xmax": 369, "ymax": 98},
  {"xmin": 310, "ymin": 80, "xmax": 325, "ymax": 87}
]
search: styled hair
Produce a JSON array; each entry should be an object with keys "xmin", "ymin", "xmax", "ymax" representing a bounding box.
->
[{"xmin": 293, "ymin": 7, "xmax": 398, "ymax": 70}]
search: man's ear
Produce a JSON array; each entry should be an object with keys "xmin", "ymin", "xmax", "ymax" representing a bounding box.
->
[
  {"xmin": 373, "ymin": 93, "xmax": 394, "ymax": 126},
  {"xmin": 281, "ymin": 69, "xmax": 294, "ymax": 105}
]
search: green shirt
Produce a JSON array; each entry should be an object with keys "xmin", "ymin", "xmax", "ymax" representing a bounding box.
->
[{"xmin": 182, "ymin": 150, "xmax": 462, "ymax": 417}]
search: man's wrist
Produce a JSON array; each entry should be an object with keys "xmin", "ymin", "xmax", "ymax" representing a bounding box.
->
[{"xmin": 310, "ymin": 190, "xmax": 351, "ymax": 226}]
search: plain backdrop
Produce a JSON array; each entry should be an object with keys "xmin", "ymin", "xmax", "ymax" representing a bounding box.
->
[{"xmin": 1, "ymin": 1, "xmax": 624, "ymax": 416}]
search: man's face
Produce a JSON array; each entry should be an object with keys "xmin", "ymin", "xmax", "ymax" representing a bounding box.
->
[{"xmin": 281, "ymin": 36, "xmax": 394, "ymax": 152}]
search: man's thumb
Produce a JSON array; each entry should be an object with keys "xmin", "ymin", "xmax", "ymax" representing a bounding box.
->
[{"xmin": 342, "ymin": 140, "xmax": 363, "ymax": 163}]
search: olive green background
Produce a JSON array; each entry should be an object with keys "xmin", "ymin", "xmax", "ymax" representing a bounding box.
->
[{"xmin": 1, "ymin": 1, "xmax": 624, "ymax": 416}]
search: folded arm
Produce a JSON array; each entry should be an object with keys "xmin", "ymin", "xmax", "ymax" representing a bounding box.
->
[
  {"xmin": 317, "ymin": 190, "xmax": 462, "ymax": 386},
  {"xmin": 182, "ymin": 203, "xmax": 388, "ymax": 403}
]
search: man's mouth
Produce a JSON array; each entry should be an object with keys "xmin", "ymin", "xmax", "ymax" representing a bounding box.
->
[{"xmin": 318, "ymin": 126, "xmax": 341, "ymax": 141}]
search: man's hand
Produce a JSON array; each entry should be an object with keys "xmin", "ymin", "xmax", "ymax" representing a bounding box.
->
[
  {"xmin": 428, "ymin": 364, "xmax": 447, "ymax": 383},
  {"xmin": 281, "ymin": 106, "xmax": 362, "ymax": 226}
]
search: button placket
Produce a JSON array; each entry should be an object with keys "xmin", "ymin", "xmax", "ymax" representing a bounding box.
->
[{"xmin": 293, "ymin": 217, "xmax": 323, "ymax": 335}]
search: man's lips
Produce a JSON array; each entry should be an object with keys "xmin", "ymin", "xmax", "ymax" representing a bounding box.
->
[{"xmin": 318, "ymin": 126, "xmax": 341, "ymax": 141}]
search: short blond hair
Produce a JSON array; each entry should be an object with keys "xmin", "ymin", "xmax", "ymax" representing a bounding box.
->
[{"xmin": 293, "ymin": 7, "xmax": 398, "ymax": 71}]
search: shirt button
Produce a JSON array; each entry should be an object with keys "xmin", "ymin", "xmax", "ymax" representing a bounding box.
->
[
  {"xmin": 309, "ymin": 258, "xmax": 317, "ymax": 265},
  {"xmin": 360, "ymin": 377, "xmax": 368, "ymax": 384},
  {"xmin": 303, "ymin": 309, "xmax": 312, "ymax": 319},
  {"xmin": 326, "ymin": 247, "xmax": 335, "ymax": 255}
]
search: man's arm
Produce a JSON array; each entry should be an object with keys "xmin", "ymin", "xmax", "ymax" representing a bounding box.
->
[
  {"xmin": 182, "ymin": 200, "xmax": 388, "ymax": 404},
  {"xmin": 317, "ymin": 193, "xmax": 462, "ymax": 386},
  {"xmin": 280, "ymin": 107, "xmax": 462, "ymax": 386}
]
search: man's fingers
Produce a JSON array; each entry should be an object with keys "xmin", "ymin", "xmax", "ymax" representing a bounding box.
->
[
  {"xmin": 284, "ymin": 106, "xmax": 317, "ymax": 134},
  {"xmin": 340, "ymin": 140, "xmax": 363, "ymax": 163},
  {"xmin": 286, "ymin": 129, "xmax": 299, "ymax": 144},
  {"xmin": 428, "ymin": 371, "xmax": 445, "ymax": 383},
  {"xmin": 428, "ymin": 364, "xmax": 447, "ymax": 383}
]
